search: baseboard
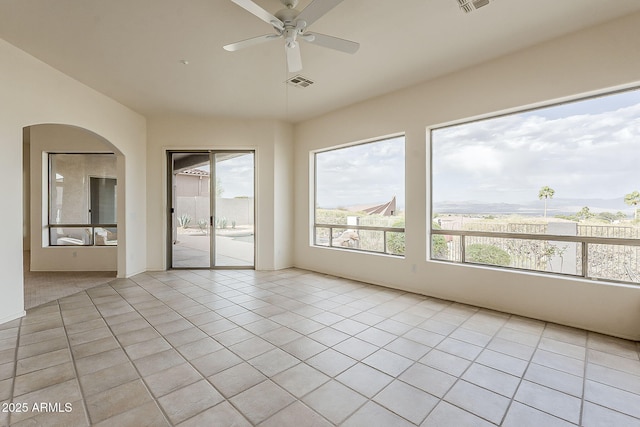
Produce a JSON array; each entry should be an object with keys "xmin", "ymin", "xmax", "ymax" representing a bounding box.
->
[{"xmin": 0, "ymin": 311, "xmax": 26, "ymax": 326}]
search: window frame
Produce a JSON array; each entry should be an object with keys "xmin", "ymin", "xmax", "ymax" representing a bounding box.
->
[
  {"xmin": 47, "ymin": 152, "xmax": 118, "ymax": 247},
  {"xmin": 428, "ymin": 87, "xmax": 640, "ymax": 285},
  {"xmin": 312, "ymin": 134, "xmax": 406, "ymax": 257}
]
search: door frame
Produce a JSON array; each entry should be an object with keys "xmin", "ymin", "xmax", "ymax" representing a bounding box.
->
[{"xmin": 166, "ymin": 149, "xmax": 255, "ymax": 270}]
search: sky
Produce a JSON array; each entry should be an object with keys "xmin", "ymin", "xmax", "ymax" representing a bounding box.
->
[
  {"xmin": 215, "ymin": 153, "xmax": 254, "ymax": 198},
  {"xmin": 188, "ymin": 89, "xmax": 640, "ymax": 213},
  {"xmin": 316, "ymin": 136, "xmax": 405, "ymax": 209},
  {"xmin": 432, "ymin": 89, "xmax": 640, "ymax": 206},
  {"xmin": 194, "ymin": 153, "xmax": 254, "ymax": 198}
]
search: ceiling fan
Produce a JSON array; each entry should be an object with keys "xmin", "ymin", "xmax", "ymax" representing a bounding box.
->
[{"xmin": 224, "ymin": 0, "xmax": 360, "ymax": 73}]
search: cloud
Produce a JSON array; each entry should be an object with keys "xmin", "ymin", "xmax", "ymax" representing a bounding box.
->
[
  {"xmin": 432, "ymin": 91, "xmax": 640, "ymax": 204},
  {"xmin": 216, "ymin": 154, "xmax": 254, "ymax": 198},
  {"xmin": 316, "ymin": 137, "xmax": 405, "ymax": 208}
]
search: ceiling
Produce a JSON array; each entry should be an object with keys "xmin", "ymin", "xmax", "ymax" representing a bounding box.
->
[{"xmin": 1, "ymin": 0, "xmax": 639, "ymax": 123}]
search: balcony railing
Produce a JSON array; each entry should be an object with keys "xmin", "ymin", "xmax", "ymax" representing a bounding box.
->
[
  {"xmin": 431, "ymin": 228, "xmax": 640, "ymax": 284},
  {"xmin": 314, "ymin": 224, "xmax": 405, "ymax": 256},
  {"xmin": 48, "ymin": 224, "xmax": 118, "ymax": 246}
]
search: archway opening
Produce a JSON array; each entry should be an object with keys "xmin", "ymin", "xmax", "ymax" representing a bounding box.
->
[{"xmin": 22, "ymin": 124, "xmax": 123, "ymax": 308}]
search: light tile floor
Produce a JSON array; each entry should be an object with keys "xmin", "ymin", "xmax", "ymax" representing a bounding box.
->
[
  {"xmin": 23, "ymin": 251, "xmax": 116, "ymax": 309},
  {"xmin": 2, "ymin": 268, "xmax": 640, "ymax": 426}
]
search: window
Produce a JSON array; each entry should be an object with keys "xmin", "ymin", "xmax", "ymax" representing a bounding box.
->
[
  {"xmin": 430, "ymin": 88, "xmax": 640, "ymax": 284},
  {"xmin": 314, "ymin": 136, "xmax": 405, "ymax": 255},
  {"xmin": 48, "ymin": 153, "xmax": 117, "ymax": 246}
]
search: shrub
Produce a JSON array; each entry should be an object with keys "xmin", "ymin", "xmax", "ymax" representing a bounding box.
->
[
  {"xmin": 197, "ymin": 219, "xmax": 209, "ymax": 233},
  {"xmin": 386, "ymin": 219, "xmax": 405, "ymax": 255},
  {"xmin": 216, "ymin": 216, "xmax": 228, "ymax": 229},
  {"xmin": 315, "ymin": 209, "xmax": 364, "ymax": 225},
  {"xmin": 432, "ymin": 222, "xmax": 448, "ymax": 259},
  {"xmin": 466, "ymin": 244, "xmax": 511, "ymax": 266},
  {"xmin": 178, "ymin": 214, "xmax": 191, "ymax": 228}
]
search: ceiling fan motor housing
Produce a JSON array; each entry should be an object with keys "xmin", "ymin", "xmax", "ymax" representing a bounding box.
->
[
  {"xmin": 225, "ymin": 0, "xmax": 360, "ymax": 72},
  {"xmin": 281, "ymin": 0, "xmax": 299, "ymax": 9},
  {"xmin": 275, "ymin": 8, "xmax": 300, "ymax": 26}
]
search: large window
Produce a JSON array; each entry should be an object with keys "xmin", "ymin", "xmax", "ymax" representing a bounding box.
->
[
  {"xmin": 431, "ymin": 88, "xmax": 640, "ymax": 284},
  {"xmin": 48, "ymin": 153, "xmax": 117, "ymax": 246},
  {"xmin": 314, "ymin": 136, "xmax": 405, "ymax": 255}
]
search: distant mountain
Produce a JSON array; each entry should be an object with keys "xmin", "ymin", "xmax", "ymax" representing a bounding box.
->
[{"xmin": 434, "ymin": 197, "xmax": 632, "ymax": 216}]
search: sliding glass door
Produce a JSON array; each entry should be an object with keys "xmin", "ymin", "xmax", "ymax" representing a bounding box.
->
[
  {"xmin": 168, "ymin": 151, "xmax": 254, "ymax": 269},
  {"xmin": 214, "ymin": 152, "xmax": 255, "ymax": 267}
]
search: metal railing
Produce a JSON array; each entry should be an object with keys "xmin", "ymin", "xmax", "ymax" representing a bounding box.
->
[
  {"xmin": 48, "ymin": 224, "xmax": 118, "ymax": 246},
  {"xmin": 314, "ymin": 223, "xmax": 405, "ymax": 256},
  {"xmin": 431, "ymin": 228, "xmax": 640, "ymax": 284}
]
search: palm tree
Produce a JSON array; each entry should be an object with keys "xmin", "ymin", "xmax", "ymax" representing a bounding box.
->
[
  {"xmin": 538, "ymin": 186, "xmax": 555, "ymax": 218},
  {"xmin": 624, "ymin": 190, "xmax": 640, "ymax": 220}
]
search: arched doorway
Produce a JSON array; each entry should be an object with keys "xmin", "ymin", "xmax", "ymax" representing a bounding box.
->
[{"xmin": 22, "ymin": 124, "xmax": 123, "ymax": 308}]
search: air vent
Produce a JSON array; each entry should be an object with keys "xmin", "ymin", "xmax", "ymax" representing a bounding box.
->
[
  {"xmin": 285, "ymin": 75, "xmax": 315, "ymax": 88},
  {"xmin": 457, "ymin": 0, "xmax": 490, "ymax": 13}
]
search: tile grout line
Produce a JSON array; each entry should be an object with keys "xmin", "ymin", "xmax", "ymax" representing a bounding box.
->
[
  {"xmin": 524, "ymin": 335, "xmax": 640, "ymax": 393},
  {"xmin": 155, "ymin": 270, "xmax": 380, "ymax": 426},
  {"xmin": 17, "ymin": 268, "xmax": 640, "ymax": 426},
  {"xmin": 248, "ymin": 274, "xmax": 393, "ymax": 426},
  {"xmin": 496, "ymin": 315, "xmax": 547, "ymax": 426},
  {"xmin": 95, "ymin": 281, "xmax": 181, "ymax": 427},
  {"xmin": 579, "ymin": 334, "xmax": 640, "ymax": 422},
  {"xmin": 58, "ymin": 298, "xmax": 92, "ymax": 426},
  {"xmin": 332, "ymin": 298, "xmax": 476, "ymax": 426},
  {"xmin": 76, "ymin": 289, "xmax": 168, "ymax": 416},
  {"xmin": 501, "ymin": 323, "xmax": 598, "ymax": 425},
  {"xmin": 204, "ymin": 271, "xmax": 425, "ymax": 425},
  {"xmin": 237, "ymin": 275, "xmax": 488, "ymax": 425},
  {"xmin": 413, "ymin": 310, "xmax": 514, "ymax": 426},
  {"xmin": 6, "ymin": 318, "xmax": 22, "ymax": 426},
  {"xmin": 333, "ymin": 301, "xmax": 458, "ymax": 426},
  {"xmin": 110, "ymin": 276, "xmax": 257, "ymax": 427},
  {"xmin": 142, "ymin": 272, "xmax": 329, "ymax": 427},
  {"xmin": 579, "ymin": 333, "xmax": 592, "ymax": 426},
  {"xmin": 256, "ymin": 273, "xmax": 639, "ymax": 427}
]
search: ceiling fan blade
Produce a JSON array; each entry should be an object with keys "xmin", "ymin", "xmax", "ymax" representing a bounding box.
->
[
  {"xmin": 230, "ymin": 0, "xmax": 284, "ymax": 29},
  {"xmin": 304, "ymin": 32, "xmax": 359, "ymax": 54},
  {"xmin": 296, "ymin": 0, "xmax": 345, "ymax": 27},
  {"xmin": 286, "ymin": 44, "xmax": 303, "ymax": 72},
  {"xmin": 223, "ymin": 34, "xmax": 281, "ymax": 52}
]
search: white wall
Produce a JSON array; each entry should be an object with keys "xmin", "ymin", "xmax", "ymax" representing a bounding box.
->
[
  {"xmin": 3, "ymin": 11, "xmax": 638, "ymax": 340},
  {"xmin": 146, "ymin": 116, "xmax": 293, "ymax": 271},
  {"xmin": 293, "ymin": 13, "xmax": 640, "ymax": 340},
  {"xmin": 274, "ymin": 121, "xmax": 294, "ymax": 270},
  {"xmin": 28, "ymin": 124, "xmax": 118, "ymax": 272},
  {"xmin": 0, "ymin": 39, "xmax": 146, "ymax": 325},
  {"xmin": 22, "ymin": 131, "xmax": 31, "ymax": 251}
]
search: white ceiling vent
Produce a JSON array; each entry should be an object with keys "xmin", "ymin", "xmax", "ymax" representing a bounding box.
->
[
  {"xmin": 457, "ymin": 0, "xmax": 490, "ymax": 13},
  {"xmin": 285, "ymin": 75, "xmax": 315, "ymax": 88}
]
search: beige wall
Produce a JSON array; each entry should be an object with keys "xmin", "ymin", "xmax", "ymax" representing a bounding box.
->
[
  {"xmin": 293, "ymin": 13, "xmax": 640, "ymax": 340},
  {"xmin": 176, "ymin": 174, "xmax": 209, "ymax": 197},
  {"xmin": 29, "ymin": 124, "xmax": 118, "ymax": 272},
  {"xmin": 175, "ymin": 196, "xmax": 255, "ymax": 228},
  {"xmin": 2, "ymin": 12, "xmax": 639, "ymax": 340},
  {"xmin": 0, "ymin": 38, "xmax": 146, "ymax": 325},
  {"xmin": 146, "ymin": 116, "xmax": 293, "ymax": 271},
  {"xmin": 274, "ymin": 121, "xmax": 295, "ymax": 269}
]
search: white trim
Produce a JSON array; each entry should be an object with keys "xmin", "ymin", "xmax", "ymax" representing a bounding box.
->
[{"xmin": 0, "ymin": 311, "xmax": 26, "ymax": 326}]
